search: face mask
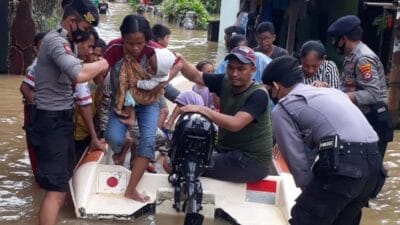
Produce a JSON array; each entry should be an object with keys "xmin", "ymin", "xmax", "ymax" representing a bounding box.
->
[
  {"xmin": 268, "ymin": 86, "xmax": 280, "ymax": 105},
  {"xmin": 332, "ymin": 37, "xmax": 345, "ymax": 55},
  {"xmin": 71, "ymin": 21, "xmax": 91, "ymax": 43}
]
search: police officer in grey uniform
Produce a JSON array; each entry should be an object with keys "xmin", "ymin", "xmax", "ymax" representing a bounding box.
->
[
  {"xmin": 328, "ymin": 15, "xmax": 393, "ymax": 158},
  {"xmin": 31, "ymin": 1, "xmax": 108, "ymax": 225},
  {"xmin": 262, "ymin": 56, "xmax": 386, "ymax": 225}
]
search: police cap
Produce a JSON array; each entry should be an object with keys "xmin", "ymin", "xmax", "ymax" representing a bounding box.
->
[
  {"xmin": 69, "ymin": 0, "xmax": 99, "ymax": 26},
  {"xmin": 327, "ymin": 15, "xmax": 361, "ymax": 37}
]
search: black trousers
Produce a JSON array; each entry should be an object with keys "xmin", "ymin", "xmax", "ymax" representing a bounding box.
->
[
  {"xmin": 365, "ymin": 113, "xmax": 393, "ymax": 158},
  {"xmin": 289, "ymin": 153, "xmax": 385, "ymax": 225},
  {"xmin": 30, "ymin": 108, "xmax": 75, "ymax": 192}
]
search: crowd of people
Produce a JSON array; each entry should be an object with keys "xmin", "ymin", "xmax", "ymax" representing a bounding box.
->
[{"xmin": 19, "ymin": 0, "xmax": 392, "ymax": 225}]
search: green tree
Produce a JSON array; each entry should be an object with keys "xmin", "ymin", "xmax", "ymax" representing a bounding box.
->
[
  {"xmin": 200, "ymin": 0, "xmax": 219, "ymax": 14},
  {"xmin": 32, "ymin": 0, "xmax": 63, "ymax": 32}
]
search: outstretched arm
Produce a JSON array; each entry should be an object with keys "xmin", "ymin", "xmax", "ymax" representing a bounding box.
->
[
  {"xmin": 77, "ymin": 104, "xmax": 106, "ymax": 152},
  {"xmin": 180, "ymin": 105, "xmax": 254, "ymax": 132},
  {"xmin": 75, "ymin": 59, "xmax": 109, "ymax": 83},
  {"xmin": 165, "ymin": 105, "xmax": 182, "ymax": 129},
  {"xmin": 179, "ymin": 56, "xmax": 205, "ymax": 86}
]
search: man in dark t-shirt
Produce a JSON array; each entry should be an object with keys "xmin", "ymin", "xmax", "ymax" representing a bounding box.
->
[
  {"xmin": 98, "ymin": 0, "xmax": 109, "ymax": 14},
  {"xmin": 254, "ymin": 21, "xmax": 288, "ymax": 59},
  {"xmin": 178, "ymin": 46, "xmax": 273, "ymax": 183}
]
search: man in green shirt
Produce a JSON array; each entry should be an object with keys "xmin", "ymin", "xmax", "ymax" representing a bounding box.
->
[{"xmin": 178, "ymin": 46, "xmax": 272, "ymax": 182}]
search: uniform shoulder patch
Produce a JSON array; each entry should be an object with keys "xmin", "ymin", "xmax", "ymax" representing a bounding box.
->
[
  {"xmin": 64, "ymin": 44, "xmax": 73, "ymax": 55},
  {"xmin": 358, "ymin": 63, "xmax": 372, "ymax": 81}
]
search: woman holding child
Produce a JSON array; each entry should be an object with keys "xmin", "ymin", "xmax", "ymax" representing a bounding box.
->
[{"xmin": 103, "ymin": 14, "xmax": 180, "ymax": 202}]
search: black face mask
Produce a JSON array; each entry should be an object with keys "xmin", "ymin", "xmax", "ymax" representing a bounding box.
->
[
  {"xmin": 332, "ymin": 37, "xmax": 345, "ymax": 55},
  {"xmin": 268, "ymin": 88, "xmax": 279, "ymax": 105},
  {"xmin": 71, "ymin": 22, "xmax": 91, "ymax": 43}
]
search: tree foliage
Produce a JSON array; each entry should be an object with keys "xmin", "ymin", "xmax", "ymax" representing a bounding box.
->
[
  {"xmin": 32, "ymin": 0, "xmax": 62, "ymax": 32},
  {"xmin": 200, "ymin": 0, "xmax": 219, "ymax": 14}
]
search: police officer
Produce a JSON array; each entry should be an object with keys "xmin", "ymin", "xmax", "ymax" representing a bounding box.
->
[
  {"xmin": 262, "ymin": 56, "xmax": 386, "ymax": 225},
  {"xmin": 31, "ymin": 1, "xmax": 108, "ymax": 225},
  {"xmin": 328, "ymin": 15, "xmax": 393, "ymax": 158}
]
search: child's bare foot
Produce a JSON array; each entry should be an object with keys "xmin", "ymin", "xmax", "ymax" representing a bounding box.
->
[{"xmin": 124, "ymin": 189, "xmax": 150, "ymax": 202}]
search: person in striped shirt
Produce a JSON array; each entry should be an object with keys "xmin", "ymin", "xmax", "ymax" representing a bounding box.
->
[{"xmin": 300, "ymin": 40, "xmax": 340, "ymax": 89}]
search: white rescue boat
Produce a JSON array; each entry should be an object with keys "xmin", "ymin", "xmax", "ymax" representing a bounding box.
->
[{"xmin": 69, "ymin": 147, "xmax": 300, "ymax": 225}]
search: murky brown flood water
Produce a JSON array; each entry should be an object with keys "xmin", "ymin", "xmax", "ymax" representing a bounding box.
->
[{"xmin": 0, "ymin": 2, "xmax": 398, "ymax": 225}]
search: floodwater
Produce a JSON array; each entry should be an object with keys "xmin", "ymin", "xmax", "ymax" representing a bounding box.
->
[{"xmin": 0, "ymin": 2, "xmax": 398, "ymax": 225}]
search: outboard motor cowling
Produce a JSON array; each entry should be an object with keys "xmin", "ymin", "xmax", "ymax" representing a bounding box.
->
[{"xmin": 169, "ymin": 113, "xmax": 216, "ymax": 225}]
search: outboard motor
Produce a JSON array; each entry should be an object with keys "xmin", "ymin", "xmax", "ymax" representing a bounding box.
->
[{"xmin": 169, "ymin": 113, "xmax": 216, "ymax": 225}]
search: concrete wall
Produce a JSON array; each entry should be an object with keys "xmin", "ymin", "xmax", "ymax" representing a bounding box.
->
[{"xmin": 216, "ymin": 0, "xmax": 240, "ymax": 63}]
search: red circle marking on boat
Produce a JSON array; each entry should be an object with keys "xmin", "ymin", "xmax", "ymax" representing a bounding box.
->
[{"xmin": 107, "ymin": 176, "xmax": 118, "ymax": 187}]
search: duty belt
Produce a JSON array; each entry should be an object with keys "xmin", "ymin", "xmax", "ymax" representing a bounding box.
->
[{"xmin": 339, "ymin": 142, "xmax": 379, "ymax": 155}]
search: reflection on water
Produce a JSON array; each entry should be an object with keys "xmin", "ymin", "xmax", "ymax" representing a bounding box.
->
[{"xmin": 0, "ymin": 2, "xmax": 398, "ymax": 225}]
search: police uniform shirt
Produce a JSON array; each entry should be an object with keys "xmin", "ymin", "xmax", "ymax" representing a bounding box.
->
[
  {"xmin": 271, "ymin": 83, "xmax": 378, "ymax": 188},
  {"xmin": 34, "ymin": 24, "xmax": 82, "ymax": 111},
  {"xmin": 341, "ymin": 42, "xmax": 387, "ymax": 113}
]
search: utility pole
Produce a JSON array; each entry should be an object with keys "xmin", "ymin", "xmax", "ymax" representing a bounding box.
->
[{"xmin": 387, "ymin": 1, "xmax": 400, "ymax": 126}]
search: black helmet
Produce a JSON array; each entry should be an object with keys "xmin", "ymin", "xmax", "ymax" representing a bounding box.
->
[{"xmin": 170, "ymin": 113, "xmax": 216, "ymax": 175}]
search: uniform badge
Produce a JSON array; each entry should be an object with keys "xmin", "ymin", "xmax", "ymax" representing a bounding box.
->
[
  {"xmin": 358, "ymin": 63, "xmax": 372, "ymax": 81},
  {"xmin": 83, "ymin": 12, "xmax": 95, "ymax": 24},
  {"xmin": 64, "ymin": 44, "xmax": 72, "ymax": 55}
]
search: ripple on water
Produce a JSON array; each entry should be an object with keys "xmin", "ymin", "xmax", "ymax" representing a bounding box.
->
[
  {"xmin": 8, "ymin": 162, "xmax": 27, "ymax": 169},
  {"xmin": 0, "ymin": 141, "xmax": 10, "ymax": 147},
  {"xmin": 0, "ymin": 117, "xmax": 17, "ymax": 124},
  {"xmin": 383, "ymin": 161, "xmax": 399, "ymax": 169}
]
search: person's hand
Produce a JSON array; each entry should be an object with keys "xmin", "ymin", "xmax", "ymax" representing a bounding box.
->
[
  {"xmin": 175, "ymin": 52, "xmax": 183, "ymax": 60},
  {"xmin": 97, "ymin": 57, "xmax": 109, "ymax": 72},
  {"xmin": 154, "ymin": 81, "xmax": 167, "ymax": 92},
  {"xmin": 89, "ymin": 137, "xmax": 107, "ymax": 153},
  {"xmin": 311, "ymin": 80, "xmax": 329, "ymax": 88},
  {"xmin": 168, "ymin": 61, "xmax": 182, "ymax": 81},
  {"xmin": 180, "ymin": 104, "xmax": 205, "ymax": 114}
]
